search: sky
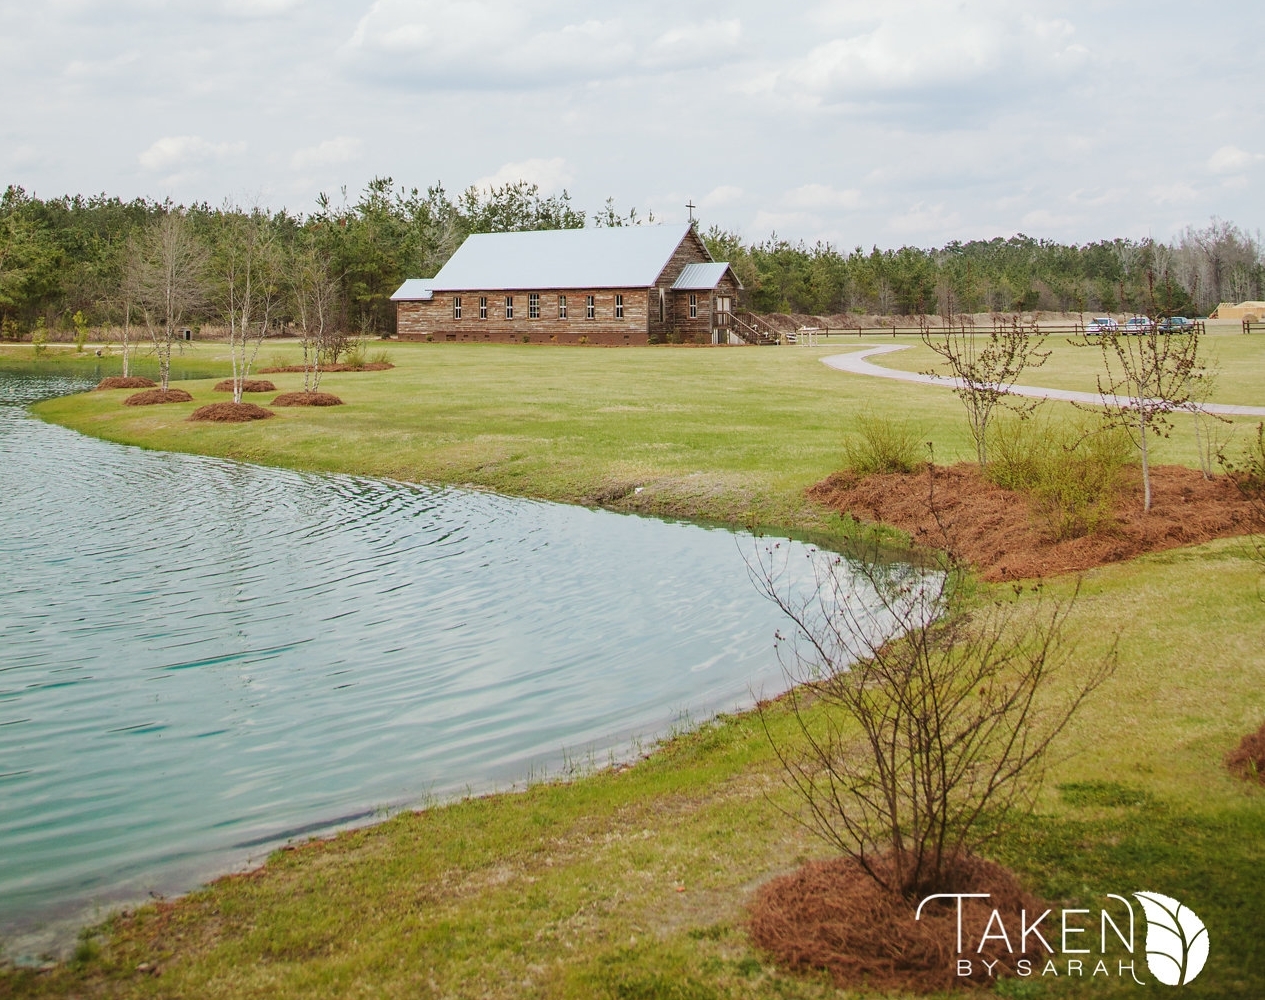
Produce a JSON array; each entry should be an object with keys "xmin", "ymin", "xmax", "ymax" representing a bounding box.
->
[{"xmin": 1, "ymin": 0, "xmax": 1262, "ymax": 249}]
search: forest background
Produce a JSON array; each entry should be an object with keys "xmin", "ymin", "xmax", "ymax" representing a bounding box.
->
[{"xmin": 1, "ymin": 177, "xmax": 1261, "ymax": 339}]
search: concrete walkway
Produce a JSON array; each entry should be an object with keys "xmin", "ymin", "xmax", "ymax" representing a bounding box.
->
[{"xmin": 821, "ymin": 343, "xmax": 1265, "ymax": 418}]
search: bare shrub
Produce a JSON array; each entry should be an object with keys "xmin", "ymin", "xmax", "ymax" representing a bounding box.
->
[{"xmin": 752, "ymin": 536, "xmax": 1115, "ymax": 899}]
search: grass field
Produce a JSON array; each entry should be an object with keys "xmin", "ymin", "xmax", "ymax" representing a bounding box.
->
[
  {"xmin": 20, "ymin": 336, "xmax": 1261, "ymax": 541},
  {"xmin": 3, "ymin": 339, "xmax": 1264, "ymax": 998},
  {"xmin": 877, "ymin": 329, "xmax": 1265, "ymax": 405}
]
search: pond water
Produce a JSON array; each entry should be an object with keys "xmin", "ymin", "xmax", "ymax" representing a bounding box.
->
[{"xmin": 0, "ymin": 366, "xmax": 863, "ymax": 959}]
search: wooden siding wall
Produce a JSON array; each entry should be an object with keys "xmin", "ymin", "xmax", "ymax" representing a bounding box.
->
[
  {"xmin": 668, "ymin": 272, "xmax": 743, "ymax": 342},
  {"xmin": 397, "ymin": 288, "xmax": 649, "ymax": 345},
  {"xmin": 649, "ymin": 229, "xmax": 714, "ymax": 343}
]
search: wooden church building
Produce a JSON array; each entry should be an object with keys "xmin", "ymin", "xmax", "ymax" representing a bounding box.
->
[{"xmin": 390, "ymin": 223, "xmax": 743, "ymax": 346}]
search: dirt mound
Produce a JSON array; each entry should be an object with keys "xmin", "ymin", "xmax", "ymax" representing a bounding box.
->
[
  {"xmin": 1227, "ymin": 722, "xmax": 1265, "ymax": 783},
  {"xmin": 258, "ymin": 363, "xmax": 392, "ymax": 373},
  {"xmin": 188, "ymin": 402, "xmax": 274, "ymax": 422},
  {"xmin": 123, "ymin": 388, "xmax": 193, "ymax": 405},
  {"xmin": 213, "ymin": 379, "xmax": 277, "ymax": 393},
  {"xmin": 95, "ymin": 376, "xmax": 156, "ymax": 390},
  {"xmin": 809, "ymin": 463, "xmax": 1263, "ymax": 580},
  {"xmin": 750, "ymin": 853, "xmax": 1047, "ymax": 993},
  {"xmin": 271, "ymin": 391, "xmax": 343, "ymax": 406}
]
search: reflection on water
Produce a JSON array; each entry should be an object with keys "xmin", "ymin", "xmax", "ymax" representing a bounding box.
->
[{"xmin": 0, "ymin": 367, "xmax": 860, "ymax": 957}]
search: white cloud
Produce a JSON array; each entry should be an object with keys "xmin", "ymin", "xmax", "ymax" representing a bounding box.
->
[
  {"xmin": 1207, "ymin": 145, "xmax": 1263, "ymax": 174},
  {"xmin": 752, "ymin": 209, "xmax": 818, "ymax": 236},
  {"xmin": 345, "ymin": 1, "xmax": 633, "ymax": 86},
  {"xmin": 221, "ymin": 0, "xmax": 304, "ymax": 15},
  {"xmin": 644, "ymin": 19, "xmax": 741, "ymax": 68},
  {"xmin": 472, "ymin": 157, "xmax": 574, "ymax": 192},
  {"xmin": 1019, "ymin": 208, "xmax": 1078, "ymax": 231},
  {"xmin": 700, "ymin": 185, "xmax": 743, "ymax": 208},
  {"xmin": 1149, "ymin": 182, "xmax": 1200, "ymax": 205},
  {"xmin": 137, "ymin": 135, "xmax": 246, "ymax": 172},
  {"xmin": 784, "ymin": 183, "xmax": 861, "ymax": 210},
  {"xmin": 784, "ymin": 3, "xmax": 1085, "ymax": 100},
  {"xmin": 343, "ymin": 2, "xmax": 746, "ymax": 87},
  {"xmin": 290, "ymin": 136, "xmax": 363, "ymax": 170},
  {"xmin": 888, "ymin": 202, "xmax": 961, "ymax": 237}
]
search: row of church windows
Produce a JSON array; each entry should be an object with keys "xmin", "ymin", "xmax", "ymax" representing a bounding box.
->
[
  {"xmin": 450, "ymin": 290, "xmax": 713, "ymax": 322},
  {"xmin": 453, "ymin": 294, "xmax": 623, "ymax": 321}
]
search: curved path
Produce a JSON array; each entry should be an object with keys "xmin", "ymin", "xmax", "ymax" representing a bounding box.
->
[{"xmin": 821, "ymin": 343, "xmax": 1265, "ymax": 417}]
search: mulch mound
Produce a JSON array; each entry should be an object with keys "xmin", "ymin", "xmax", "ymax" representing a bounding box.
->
[
  {"xmin": 809, "ymin": 463, "xmax": 1264, "ymax": 581},
  {"xmin": 750, "ymin": 853, "xmax": 1048, "ymax": 993},
  {"xmin": 187, "ymin": 402, "xmax": 274, "ymax": 422},
  {"xmin": 213, "ymin": 379, "xmax": 277, "ymax": 393},
  {"xmin": 1227, "ymin": 722, "xmax": 1265, "ymax": 783},
  {"xmin": 271, "ymin": 391, "xmax": 344, "ymax": 406},
  {"xmin": 123, "ymin": 388, "xmax": 193, "ymax": 406},
  {"xmin": 258, "ymin": 363, "xmax": 392, "ymax": 373},
  {"xmin": 95, "ymin": 376, "xmax": 156, "ymax": 390}
]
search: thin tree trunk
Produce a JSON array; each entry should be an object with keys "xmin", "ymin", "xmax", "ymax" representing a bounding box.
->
[
  {"xmin": 1139, "ymin": 417, "xmax": 1152, "ymax": 512},
  {"xmin": 121, "ymin": 304, "xmax": 131, "ymax": 378}
]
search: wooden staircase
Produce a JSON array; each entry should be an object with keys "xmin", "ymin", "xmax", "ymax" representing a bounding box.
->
[{"xmin": 727, "ymin": 311, "xmax": 781, "ymax": 345}]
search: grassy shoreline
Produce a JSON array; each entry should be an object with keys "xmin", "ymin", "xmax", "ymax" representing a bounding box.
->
[{"xmin": 3, "ymin": 341, "xmax": 1264, "ymax": 998}]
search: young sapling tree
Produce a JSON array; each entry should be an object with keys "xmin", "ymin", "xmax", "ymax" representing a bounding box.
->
[
  {"xmin": 291, "ymin": 236, "xmax": 340, "ymax": 393},
  {"xmin": 215, "ymin": 207, "xmax": 283, "ymax": 403},
  {"xmin": 1087, "ymin": 315, "xmax": 1208, "ymax": 511},
  {"xmin": 134, "ymin": 212, "xmax": 206, "ymax": 391},
  {"xmin": 752, "ymin": 530, "xmax": 1115, "ymax": 898},
  {"xmin": 920, "ymin": 322, "xmax": 1050, "ymax": 466}
]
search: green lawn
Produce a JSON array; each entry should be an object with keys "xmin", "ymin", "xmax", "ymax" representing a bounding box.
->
[
  {"xmin": 2, "ymin": 541, "xmax": 1261, "ymax": 1000},
  {"xmin": 20, "ymin": 336, "xmax": 1261, "ymax": 542},
  {"xmin": 3, "ymin": 340, "xmax": 1264, "ymax": 998},
  {"xmin": 875, "ymin": 329, "xmax": 1265, "ymax": 407}
]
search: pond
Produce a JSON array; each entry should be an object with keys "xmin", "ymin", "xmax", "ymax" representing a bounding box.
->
[{"xmin": 0, "ymin": 366, "xmax": 865, "ymax": 960}]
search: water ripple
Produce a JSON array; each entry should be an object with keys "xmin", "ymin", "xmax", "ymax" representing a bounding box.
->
[{"xmin": 0, "ymin": 367, "xmax": 873, "ymax": 951}]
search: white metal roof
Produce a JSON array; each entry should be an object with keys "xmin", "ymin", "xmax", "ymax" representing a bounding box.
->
[
  {"xmin": 389, "ymin": 278, "xmax": 435, "ymax": 301},
  {"xmin": 671, "ymin": 262, "xmax": 739, "ymax": 290},
  {"xmin": 421, "ymin": 224, "xmax": 701, "ymax": 292}
]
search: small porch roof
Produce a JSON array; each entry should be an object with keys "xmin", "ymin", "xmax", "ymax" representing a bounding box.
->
[{"xmin": 671, "ymin": 262, "xmax": 741, "ymax": 291}]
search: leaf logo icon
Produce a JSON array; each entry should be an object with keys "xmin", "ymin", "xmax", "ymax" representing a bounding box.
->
[{"xmin": 1133, "ymin": 891, "xmax": 1209, "ymax": 986}]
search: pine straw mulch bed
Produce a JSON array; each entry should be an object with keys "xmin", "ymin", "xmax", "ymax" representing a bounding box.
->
[
  {"xmin": 187, "ymin": 402, "xmax": 274, "ymax": 422},
  {"xmin": 1227, "ymin": 721, "xmax": 1265, "ymax": 784},
  {"xmin": 123, "ymin": 388, "xmax": 193, "ymax": 405},
  {"xmin": 808, "ymin": 463, "xmax": 1264, "ymax": 581},
  {"xmin": 750, "ymin": 852, "xmax": 1048, "ymax": 993},
  {"xmin": 95, "ymin": 376, "xmax": 156, "ymax": 390},
  {"xmin": 257, "ymin": 362, "xmax": 392, "ymax": 373},
  {"xmin": 271, "ymin": 391, "xmax": 343, "ymax": 406},
  {"xmin": 212, "ymin": 379, "xmax": 276, "ymax": 393}
]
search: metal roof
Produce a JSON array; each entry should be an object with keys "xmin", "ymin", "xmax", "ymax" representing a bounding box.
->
[
  {"xmin": 420, "ymin": 224, "xmax": 702, "ymax": 292},
  {"xmin": 671, "ymin": 262, "xmax": 739, "ymax": 291},
  {"xmin": 389, "ymin": 278, "xmax": 435, "ymax": 301}
]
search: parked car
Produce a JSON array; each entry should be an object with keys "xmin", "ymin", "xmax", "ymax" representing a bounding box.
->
[
  {"xmin": 1158, "ymin": 316, "xmax": 1194, "ymax": 334},
  {"xmin": 1123, "ymin": 316, "xmax": 1156, "ymax": 335},
  {"xmin": 1086, "ymin": 316, "xmax": 1118, "ymax": 334}
]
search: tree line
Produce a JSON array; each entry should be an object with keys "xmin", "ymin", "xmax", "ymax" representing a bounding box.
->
[
  {"xmin": 2, "ymin": 176, "xmax": 1261, "ymax": 340},
  {"xmin": 702, "ymin": 219, "xmax": 1263, "ymax": 318}
]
